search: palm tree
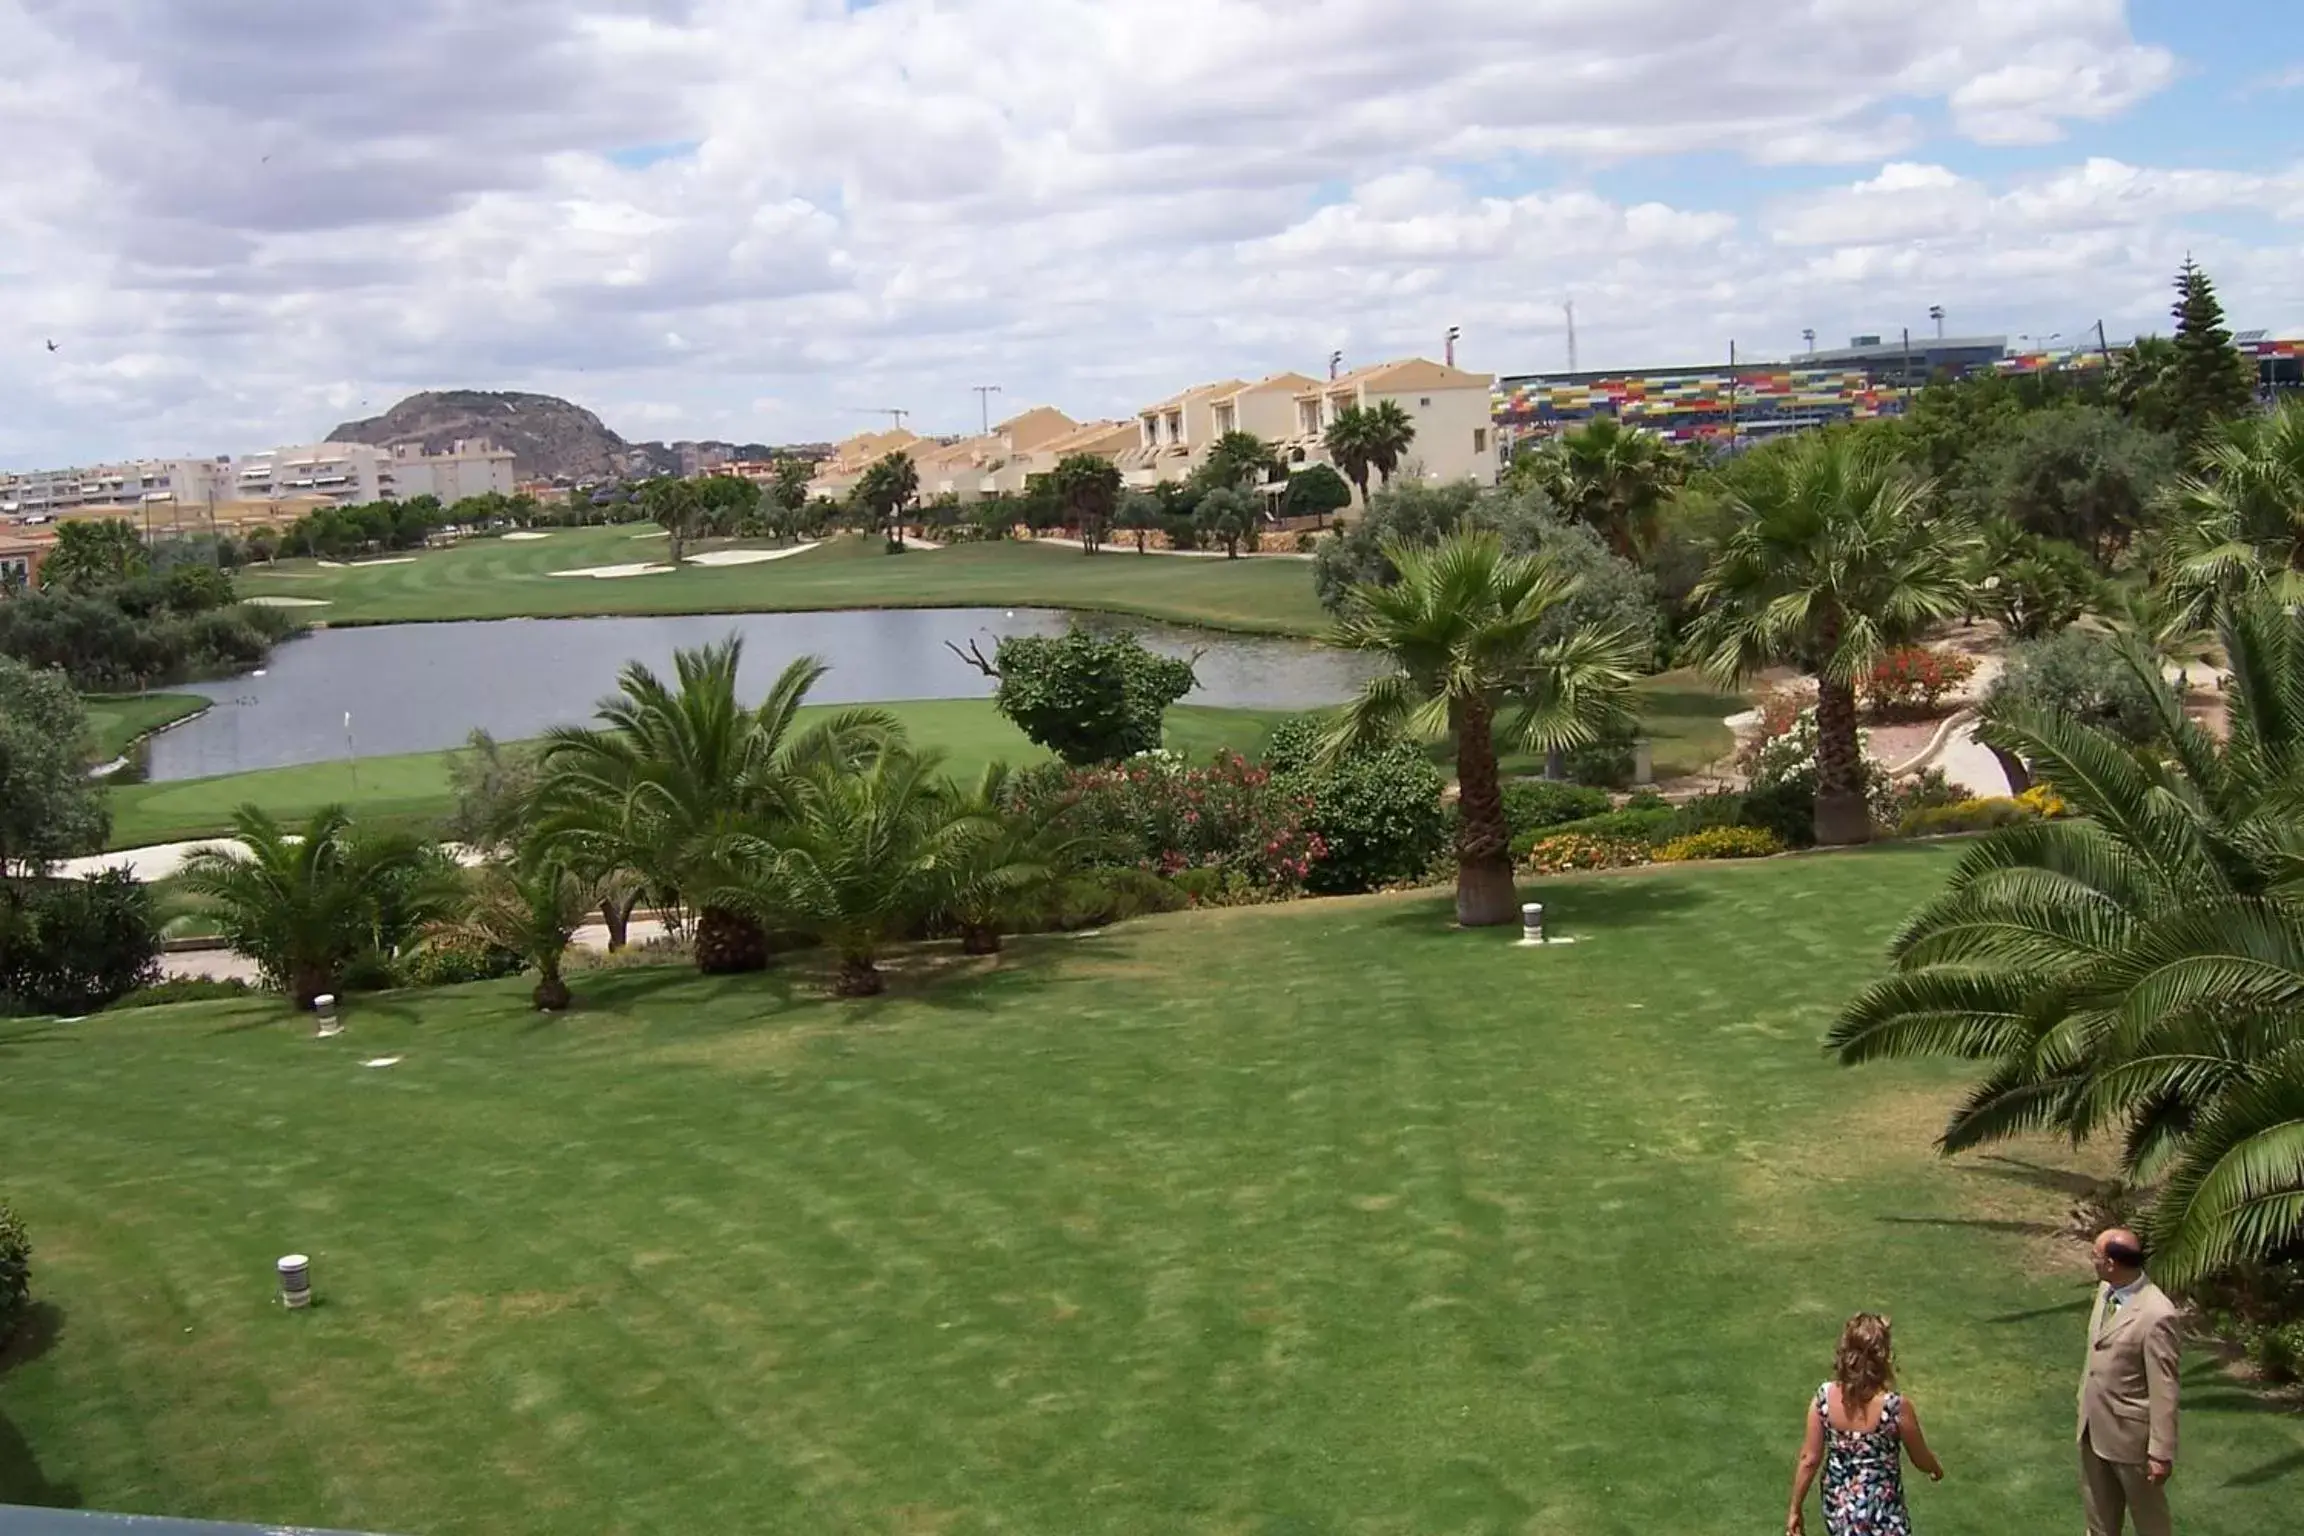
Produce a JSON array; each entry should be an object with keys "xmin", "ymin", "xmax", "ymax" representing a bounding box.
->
[
  {"xmin": 1050, "ymin": 452, "xmax": 1122, "ymax": 555},
  {"xmin": 946, "ymin": 761, "xmax": 1106, "ymax": 954},
  {"xmin": 1199, "ymin": 431, "xmax": 1283, "ymax": 494},
  {"xmin": 2153, "ymin": 398, "xmax": 2304, "ymax": 632},
  {"xmin": 1686, "ymin": 430, "xmax": 1974, "ymax": 846},
  {"xmin": 1365, "ymin": 400, "xmax": 1417, "ymax": 489},
  {"xmin": 537, "ymin": 639, "xmax": 892, "ymax": 975},
  {"xmin": 1329, "ymin": 531, "xmax": 1640, "ymax": 927},
  {"xmin": 1324, "ymin": 406, "xmax": 1381, "ymax": 508},
  {"xmin": 1517, "ymin": 418, "xmax": 1688, "ymax": 562},
  {"xmin": 711, "ymin": 747, "xmax": 989, "ymax": 996},
  {"xmin": 179, "ymin": 804, "xmax": 452, "ymax": 1008},
  {"xmin": 428, "ymin": 852, "xmax": 601, "ymax": 1011},
  {"xmin": 1829, "ymin": 595, "xmax": 2304, "ymax": 1286},
  {"xmin": 854, "ymin": 451, "xmax": 920, "ymax": 550}
]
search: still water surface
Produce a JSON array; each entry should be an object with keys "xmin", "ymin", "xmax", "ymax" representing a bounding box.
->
[{"xmin": 147, "ymin": 608, "xmax": 1367, "ymax": 781}]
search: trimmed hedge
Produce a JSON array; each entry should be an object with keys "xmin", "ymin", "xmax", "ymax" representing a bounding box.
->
[
  {"xmin": 0, "ymin": 1200, "xmax": 27, "ymax": 1347},
  {"xmin": 1654, "ymin": 826, "xmax": 1784, "ymax": 862},
  {"xmin": 1501, "ymin": 781, "xmax": 1612, "ymax": 843}
]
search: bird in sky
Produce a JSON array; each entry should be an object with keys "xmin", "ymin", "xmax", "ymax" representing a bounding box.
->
[{"xmin": 45, "ymin": 339, "xmax": 58, "ymax": 352}]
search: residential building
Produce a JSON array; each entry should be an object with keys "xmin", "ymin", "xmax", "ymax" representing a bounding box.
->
[
  {"xmin": 384, "ymin": 439, "xmax": 518, "ymax": 503},
  {"xmin": 916, "ymin": 407, "xmax": 1081, "ymax": 502},
  {"xmin": 0, "ymin": 456, "xmax": 233, "ymax": 519},
  {"xmin": 1121, "ymin": 378, "xmax": 1250, "ymax": 486},
  {"xmin": 1288, "ymin": 358, "xmax": 1498, "ymax": 491},
  {"xmin": 0, "ymin": 526, "xmax": 52, "ymax": 590}
]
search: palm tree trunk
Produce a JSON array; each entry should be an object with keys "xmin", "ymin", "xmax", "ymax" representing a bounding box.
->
[
  {"xmin": 834, "ymin": 953, "xmax": 884, "ymax": 997},
  {"xmin": 1986, "ymin": 744, "xmax": 2032, "ymax": 795},
  {"xmin": 291, "ymin": 960, "xmax": 332, "ymax": 1011},
  {"xmin": 1453, "ymin": 698, "xmax": 1519, "ymax": 927},
  {"xmin": 1813, "ymin": 677, "xmax": 1874, "ymax": 847},
  {"xmin": 600, "ymin": 895, "xmax": 631, "ymax": 952},
  {"xmin": 959, "ymin": 922, "xmax": 1002, "ymax": 956},
  {"xmin": 533, "ymin": 966, "xmax": 572, "ymax": 1012},
  {"xmin": 694, "ymin": 904, "xmax": 769, "ymax": 974}
]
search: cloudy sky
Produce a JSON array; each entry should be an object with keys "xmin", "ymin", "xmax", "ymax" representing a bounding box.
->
[{"xmin": 4, "ymin": 0, "xmax": 2300, "ymax": 466}]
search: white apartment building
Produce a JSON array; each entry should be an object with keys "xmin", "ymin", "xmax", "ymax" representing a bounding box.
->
[
  {"xmin": 1288, "ymin": 359, "xmax": 1498, "ymax": 493},
  {"xmin": 0, "ymin": 456, "xmax": 234, "ymax": 518},
  {"xmin": 229, "ymin": 439, "xmax": 517, "ymax": 507}
]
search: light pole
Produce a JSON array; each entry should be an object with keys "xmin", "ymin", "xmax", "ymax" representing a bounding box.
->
[
  {"xmin": 1800, "ymin": 328, "xmax": 1816, "ymax": 355},
  {"xmin": 1928, "ymin": 304, "xmax": 1945, "ymax": 340},
  {"xmin": 971, "ymin": 385, "xmax": 1002, "ymax": 436}
]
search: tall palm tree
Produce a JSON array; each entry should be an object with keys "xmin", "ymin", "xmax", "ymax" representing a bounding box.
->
[
  {"xmin": 1686, "ymin": 430, "xmax": 1974, "ymax": 845},
  {"xmin": 711, "ymin": 747, "xmax": 989, "ymax": 996},
  {"xmin": 537, "ymin": 639, "xmax": 892, "ymax": 974},
  {"xmin": 1829, "ymin": 595, "xmax": 2304, "ymax": 1285},
  {"xmin": 1517, "ymin": 417, "xmax": 1688, "ymax": 562},
  {"xmin": 1366, "ymin": 400, "xmax": 1418, "ymax": 489},
  {"xmin": 2153, "ymin": 397, "xmax": 2304, "ymax": 632},
  {"xmin": 1329, "ymin": 531, "xmax": 1640, "ymax": 927},
  {"xmin": 854, "ymin": 451, "xmax": 920, "ymax": 550},
  {"xmin": 428, "ymin": 852, "xmax": 601, "ymax": 1012},
  {"xmin": 1324, "ymin": 406, "xmax": 1381, "ymax": 508},
  {"xmin": 179, "ymin": 804, "xmax": 452, "ymax": 1008}
]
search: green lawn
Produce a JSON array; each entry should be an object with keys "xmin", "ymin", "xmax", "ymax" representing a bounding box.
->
[
  {"xmin": 1, "ymin": 849, "xmax": 2293, "ymax": 1533},
  {"xmin": 104, "ymin": 700, "xmax": 1291, "ymax": 849},
  {"xmin": 81, "ymin": 692, "xmax": 210, "ymax": 762},
  {"xmin": 235, "ymin": 532, "xmax": 1330, "ymax": 635}
]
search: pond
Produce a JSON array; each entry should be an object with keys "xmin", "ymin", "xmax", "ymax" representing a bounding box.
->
[{"xmin": 143, "ymin": 608, "xmax": 1370, "ymax": 781}]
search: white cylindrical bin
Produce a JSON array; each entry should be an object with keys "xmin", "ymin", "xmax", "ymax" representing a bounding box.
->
[
  {"xmin": 278, "ymin": 1253, "xmax": 312, "ymax": 1309},
  {"xmin": 313, "ymin": 993, "xmax": 341, "ymax": 1038},
  {"xmin": 1521, "ymin": 902, "xmax": 1545, "ymax": 944}
]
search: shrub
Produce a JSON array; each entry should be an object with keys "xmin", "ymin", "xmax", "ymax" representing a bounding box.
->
[
  {"xmin": 1294, "ymin": 531, "xmax": 1319, "ymax": 554},
  {"xmin": 1661, "ymin": 789, "xmax": 1748, "ymax": 837},
  {"xmin": 1861, "ymin": 646, "xmax": 1979, "ymax": 717},
  {"xmin": 1016, "ymin": 751, "xmax": 1325, "ymax": 895},
  {"xmin": 1531, "ymin": 805, "xmax": 1680, "ymax": 850},
  {"xmin": 400, "ymin": 940, "xmax": 526, "ymax": 989},
  {"xmin": 1736, "ymin": 779, "xmax": 1817, "ymax": 849},
  {"xmin": 1983, "ymin": 629, "xmax": 2171, "ymax": 749},
  {"xmin": 1501, "ymin": 780, "xmax": 1612, "ymax": 842},
  {"xmin": 1897, "ymin": 797, "xmax": 2039, "ymax": 838},
  {"xmin": 1524, "ymin": 833, "xmax": 1652, "ymax": 874},
  {"xmin": 1653, "ymin": 826, "xmax": 1785, "ymax": 862},
  {"xmin": 1285, "ymin": 742, "xmax": 1449, "ymax": 896},
  {"xmin": 0, "ymin": 1201, "xmax": 25, "ymax": 1346},
  {"xmin": 2015, "ymin": 783, "xmax": 2070, "ymax": 819},
  {"xmin": 1880, "ymin": 768, "xmax": 1964, "ymax": 825},
  {"xmin": 1259, "ymin": 712, "xmax": 1335, "ymax": 775},
  {"xmin": 108, "ymin": 976, "xmax": 255, "ymax": 1009},
  {"xmin": 1562, "ymin": 716, "xmax": 1639, "ymax": 788},
  {"xmin": 0, "ymin": 871, "xmax": 162, "ymax": 1015}
]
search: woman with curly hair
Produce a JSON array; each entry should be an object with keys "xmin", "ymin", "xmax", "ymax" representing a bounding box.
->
[{"xmin": 1785, "ymin": 1313, "xmax": 1945, "ymax": 1535}]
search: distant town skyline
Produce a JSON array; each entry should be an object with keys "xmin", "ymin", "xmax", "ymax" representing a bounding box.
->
[{"xmin": 5, "ymin": 0, "xmax": 2301, "ymax": 468}]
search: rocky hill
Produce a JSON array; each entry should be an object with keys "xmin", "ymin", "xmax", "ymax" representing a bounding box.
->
[{"xmin": 326, "ymin": 391, "xmax": 629, "ymax": 481}]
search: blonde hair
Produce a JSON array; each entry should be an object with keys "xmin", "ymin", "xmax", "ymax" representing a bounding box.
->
[{"xmin": 1833, "ymin": 1313, "xmax": 1896, "ymax": 1411}]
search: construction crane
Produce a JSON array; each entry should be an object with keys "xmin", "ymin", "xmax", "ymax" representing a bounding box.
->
[{"xmin": 851, "ymin": 408, "xmax": 911, "ymax": 429}]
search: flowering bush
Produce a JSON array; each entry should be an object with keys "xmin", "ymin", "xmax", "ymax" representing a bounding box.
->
[
  {"xmin": 1861, "ymin": 646, "xmax": 1979, "ymax": 718},
  {"xmin": 1523, "ymin": 833, "xmax": 1652, "ymax": 874},
  {"xmin": 1896, "ymin": 797, "xmax": 2038, "ymax": 838},
  {"xmin": 2015, "ymin": 783, "xmax": 2070, "ymax": 819},
  {"xmin": 1880, "ymin": 768, "xmax": 1964, "ymax": 826},
  {"xmin": 1652, "ymin": 826, "xmax": 1785, "ymax": 862},
  {"xmin": 1021, "ymin": 750, "xmax": 1325, "ymax": 895}
]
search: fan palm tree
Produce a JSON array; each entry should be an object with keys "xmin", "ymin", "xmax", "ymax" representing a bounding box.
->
[
  {"xmin": 1329, "ymin": 530, "xmax": 1641, "ymax": 927},
  {"xmin": 1198, "ymin": 431, "xmax": 1284, "ymax": 494},
  {"xmin": 711, "ymin": 747, "xmax": 990, "ymax": 996},
  {"xmin": 2153, "ymin": 398, "xmax": 2304, "ymax": 633},
  {"xmin": 428, "ymin": 852, "xmax": 601, "ymax": 1012},
  {"xmin": 179, "ymin": 804, "xmax": 452, "ymax": 1008},
  {"xmin": 1366, "ymin": 400, "xmax": 1418, "ymax": 489},
  {"xmin": 1518, "ymin": 418, "xmax": 1688, "ymax": 562},
  {"xmin": 854, "ymin": 451, "xmax": 920, "ymax": 550},
  {"xmin": 1050, "ymin": 452, "xmax": 1122, "ymax": 555},
  {"xmin": 1829, "ymin": 594, "xmax": 2304, "ymax": 1285},
  {"xmin": 1324, "ymin": 406, "xmax": 1381, "ymax": 508},
  {"xmin": 1686, "ymin": 429, "xmax": 1974, "ymax": 845},
  {"xmin": 537, "ymin": 639, "xmax": 892, "ymax": 974}
]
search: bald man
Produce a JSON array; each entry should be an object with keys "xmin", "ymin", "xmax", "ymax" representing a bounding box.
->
[{"xmin": 2077, "ymin": 1228, "xmax": 2182, "ymax": 1536}]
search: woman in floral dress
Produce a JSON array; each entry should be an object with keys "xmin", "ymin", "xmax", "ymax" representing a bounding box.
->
[{"xmin": 1785, "ymin": 1313, "xmax": 1946, "ymax": 1535}]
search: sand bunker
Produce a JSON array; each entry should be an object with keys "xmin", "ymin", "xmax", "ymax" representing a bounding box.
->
[
  {"xmin": 682, "ymin": 543, "xmax": 820, "ymax": 568},
  {"xmin": 502, "ymin": 531, "xmax": 552, "ymax": 542},
  {"xmin": 630, "ymin": 530, "xmax": 670, "ymax": 540},
  {"xmin": 244, "ymin": 595, "xmax": 332, "ymax": 608},
  {"xmin": 349, "ymin": 557, "xmax": 418, "ymax": 567},
  {"xmin": 551, "ymin": 562, "xmax": 676, "ymax": 579}
]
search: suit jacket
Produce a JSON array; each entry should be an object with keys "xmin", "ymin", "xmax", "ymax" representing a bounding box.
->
[{"xmin": 2077, "ymin": 1279, "xmax": 2181, "ymax": 1465}]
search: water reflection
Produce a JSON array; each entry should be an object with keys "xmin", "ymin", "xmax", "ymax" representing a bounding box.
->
[{"xmin": 147, "ymin": 608, "xmax": 1370, "ymax": 780}]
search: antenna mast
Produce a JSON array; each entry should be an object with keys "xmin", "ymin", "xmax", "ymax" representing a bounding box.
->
[{"xmin": 1564, "ymin": 301, "xmax": 1579, "ymax": 373}]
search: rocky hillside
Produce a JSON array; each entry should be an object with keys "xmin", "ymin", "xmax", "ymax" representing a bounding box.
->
[{"xmin": 326, "ymin": 391, "xmax": 629, "ymax": 481}]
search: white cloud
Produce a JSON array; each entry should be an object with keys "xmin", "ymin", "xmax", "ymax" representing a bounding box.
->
[{"xmin": 0, "ymin": 0, "xmax": 2267, "ymax": 464}]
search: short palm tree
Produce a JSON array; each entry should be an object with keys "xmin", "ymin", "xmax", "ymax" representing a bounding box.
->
[
  {"xmin": 1051, "ymin": 452, "xmax": 1122, "ymax": 555},
  {"xmin": 1365, "ymin": 400, "xmax": 1417, "ymax": 488},
  {"xmin": 711, "ymin": 747, "xmax": 989, "ymax": 996},
  {"xmin": 537, "ymin": 639, "xmax": 892, "ymax": 974},
  {"xmin": 1199, "ymin": 431, "xmax": 1283, "ymax": 494},
  {"xmin": 2154, "ymin": 397, "xmax": 2304, "ymax": 632},
  {"xmin": 1686, "ymin": 430, "xmax": 1974, "ymax": 845},
  {"xmin": 1829, "ymin": 594, "xmax": 2304, "ymax": 1286},
  {"xmin": 854, "ymin": 451, "xmax": 920, "ymax": 550},
  {"xmin": 946, "ymin": 761, "xmax": 1106, "ymax": 955},
  {"xmin": 1324, "ymin": 407, "xmax": 1381, "ymax": 507},
  {"xmin": 1518, "ymin": 417, "xmax": 1688, "ymax": 562},
  {"xmin": 428, "ymin": 851, "xmax": 602, "ymax": 1012},
  {"xmin": 1330, "ymin": 531, "xmax": 1640, "ymax": 927},
  {"xmin": 179, "ymin": 804, "xmax": 451, "ymax": 1008}
]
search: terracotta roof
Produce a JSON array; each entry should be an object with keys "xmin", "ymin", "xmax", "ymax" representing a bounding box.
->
[
  {"xmin": 994, "ymin": 405, "xmax": 1078, "ymax": 449},
  {"xmin": 1035, "ymin": 419, "xmax": 1137, "ymax": 457},
  {"xmin": 1222, "ymin": 371, "xmax": 1322, "ymax": 401},
  {"xmin": 1292, "ymin": 357, "xmax": 1491, "ymax": 398},
  {"xmin": 1141, "ymin": 377, "xmax": 1252, "ymax": 413}
]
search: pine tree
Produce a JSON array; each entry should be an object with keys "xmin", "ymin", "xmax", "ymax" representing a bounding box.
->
[{"xmin": 2169, "ymin": 257, "xmax": 2254, "ymax": 446}]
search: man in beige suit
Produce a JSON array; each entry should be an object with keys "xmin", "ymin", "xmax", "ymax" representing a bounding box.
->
[{"xmin": 2078, "ymin": 1228, "xmax": 2181, "ymax": 1536}]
